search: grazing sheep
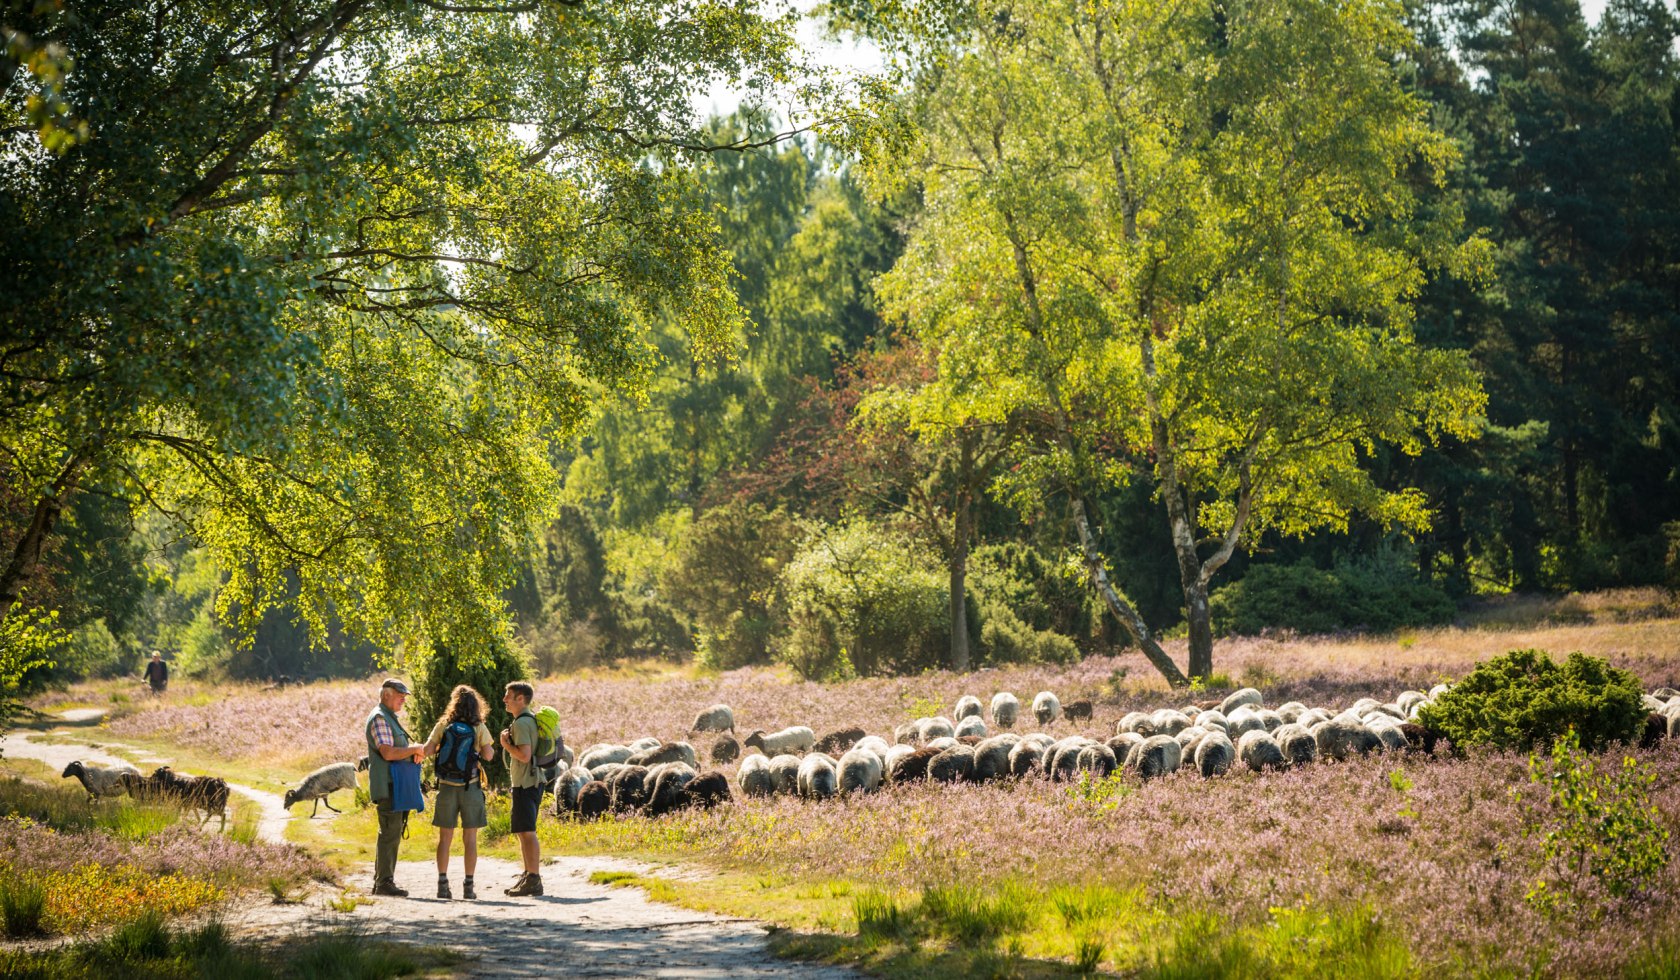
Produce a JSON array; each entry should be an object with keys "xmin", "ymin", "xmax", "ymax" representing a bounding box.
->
[
  {"xmin": 739, "ymin": 754, "xmax": 776, "ymax": 797},
  {"xmin": 690, "ymin": 704, "xmax": 735, "ymax": 734},
  {"xmin": 553, "ymin": 766, "xmax": 593, "ymax": 815},
  {"xmin": 1255, "ymin": 709, "xmax": 1284, "ymax": 733},
  {"xmin": 1074, "ymin": 743, "xmax": 1118, "ymax": 779},
  {"xmin": 925, "ymin": 736, "xmax": 958, "ymax": 752},
  {"xmin": 1237, "ymin": 730, "xmax": 1287, "ymax": 772},
  {"xmin": 893, "ymin": 723, "xmax": 919, "ymax": 745},
  {"xmin": 1105, "ymin": 733, "xmax": 1143, "ymax": 767},
  {"xmin": 1048, "ymin": 738, "xmax": 1097, "ymax": 781},
  {"xmin": 1219, "ymin": 688, "xmax": 1264, "ymax": 715},
  {"xmin": 681, "ymin": 770, "xmax": 732, "ymax": 810},
  {"xmin": 1126, "ymin": 735, "xmax": 1183, "ymax": 780},
  {"xmin": 1642, "ymin": 713, "xmax": 1668, "ymax": 749},
  {"xmin": 627, "ymin": 736, "xmax": 662, "ymax": 754},
  {"xmin": 1275, "ymin": 702, "xmax": 1308, "ymax": 725},
  {"xmin": 1064, "ymin": 699, "xmax": 1094, "ymax": 723},
  {"xmin": 745, "ymin": 726, "xmax": 816, "ymax": 756},
  {"xmin": 768, "ymin": 754, "xmax": 803, "ymax": 795},
  {"xmin": 140, "ymin": 767, "xmax": 229, "ymax": 829},
  {"xmin": 1643, "ymin": 694, "xmax": 1669, "ymax": 713},
  {"xmin": 1653, "ymin": 687, "xmax": 1680, "ymax": 700},
  {"xmin": 797, "ymin": 754, "xmax": 839, "ymax": 800},
  {"xmin": 814, "ymin": 728, "xmax": 866, "ymax": 756},
  {"xmin": 1175, "ymin": 727, "xmax": 1209, "ymax": 757},
  {"xmin": 1314, "ymin": 719, "xmax": 1382, "ymax": 761},
  {"xmin": 971, "ymin": 735, "xmax": 1020, "ymax": 782},
  {"xmin": 1197, "ymin": 710, "xmax": 1229, "ymax": 731},
  {"xmin": 1274, "ymin": 724, "xmax": 1319, "ymax": 767},
  {"xmin": 990, "ymin": 692, "xmax": 1020, "ymax": 728},
  {"xmin": 955, "ymin": 715, "xmax": 988, "ymax": 739},
  {"xmin": 1008, "ymin": 740, "xmax": 1047, "ymax": 777},
  {"xmin": 579, "ymin": 744, "xmax": 634, "ymax": 772},
  {"xmin": 576, "ymin": 781, "xmax": 611, "ymax": 819},
  {"xmin": 629, "ymin": 741, "xmax": 698, "ymax": 769},
  {"xmin": 884, "ymin": 744, "xmax": 917, "ymax": 775},
  {"xmin": 1395, "ymin": 691, "xmax": 1428, "ymax": 715},
  {"xmin": 1367, "ymin": 719, "xmax": 1409, "ymax": 753},
  {"xmin": 854, "ymin": 735, "xmax": 892, "ymax": 761},
  {"xmin": 1117, "ymin": 711, "xmax": 1149, "ymax": 735},
  {"xmin": 914, "ymin": 717, "xmax": 956, "ymax": 743},
  {"xmin": 954, "ymin": 695, "xmax": 984, "ymax": 720},
  {"xmin": 1195, "ymin": 731, "xmax": 1236, "ymax": 777},
  {"xmin": 1427, "ymin": 683, "xmax": 1451, "ymax": 699},
  {"xmin": 60, "ymin": 761, "xmax": 138, "ymax": 802},
  {"xmin": 282, "ymin": 762, "xmax": 358, "ymax": 817},
  {"xmin": 891, "ymin": 746, "xmax": 942, "ymax": 783},
  {"xmin": 645, "ymin": 763, "xmax": 699, "ymax": 816},
  {"xmin": 1225, "ymin": 706, "xmax": 1266, "ymax": 740},
  {"xmin": 928, "ymin": 745, "xmax": 976, "ymax": 783},
  {"xmin": 1149, "ymin": 709, "xmax": 1193, "ymax": 737},
  {"xmin": 1033, "ymin": 691, "xmax": 1063, "ymax": 726},
  {"xmin": 606, "ymin": 765, "xmax": 652, "ymax": 812},
  {"xmin": 839, "ymin": 748, "xmax": 884, "ymax": 795},
  {"xmin": 1398, "ymin": 722, "xmax": 1439, "ymax": 755},
  {"xmin": 1296, "ymin": 708, "xmax": 1333, "ymax": 728},
  {"xmin": 711, "ymin": 735, "xmax": 741, "ymax": 764}
]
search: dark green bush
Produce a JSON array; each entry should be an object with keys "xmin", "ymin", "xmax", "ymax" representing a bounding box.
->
[
  {"xmin": 1209, "ymin": 557, "xmax": 1456, "ymax": 637},
  {"xmin": 1417, "ymin": 649, "xmax": 1647, "ymax": 752},
  {"xmin": 662, "ymin": 500, "xmax": 798, "ymax": 671},
  {"xmin": 410, "ymin": 635, "xmax": 531, "ymax": 789}
]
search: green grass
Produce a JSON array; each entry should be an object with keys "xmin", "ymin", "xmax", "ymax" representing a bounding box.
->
[
  {"xmin": 0, "ymin": 912, "xmax": 461, "ymax": 979},
  {"xmin": 0, "ymin": 876, "xmax": 46, "ymax": 938},
  {"xmin": 0, "ymin": 775, "xmax": 183, "ymax": 838}
]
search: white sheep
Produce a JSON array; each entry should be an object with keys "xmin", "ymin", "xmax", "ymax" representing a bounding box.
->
[
  {"xmin": 955, "ymin": 715, "xmax": 988, "ymax": 739},
  {"xmin": 1126, "ymin": 734, "xmax": 1182, "ymax": 779},
  {"xmin": 1395, "ymin": 691, "xmax": 1428, "ymax": 715},
  {"xmin": 1274, "ymin": 723, "xmax": 1318, "ymax": 767},
  {"xmin": 1275, "ymin": 701, "xmax": 1308, "ymax": 724},
  {"xmin": 1197, "ymin": 710, "xmax": 1230, "ymax": 731},
  {"xmin": 282, "ymin": 762, "xmax": 359, "ymax": 817},
  {"xmin": 797, "ymin": 753, "xmax": 839, "ymax": 799},
  {"xmin": 629, "ymin": 741, "xmax": 698, "ymax": 768},
  {"xmin": 1226, "ymin": 706, "xmax": 1266, "ymax": 740},
  {"xmin": 768, "ymin": 754, "xmax": 803, "ymax": 795},
  {"xmin": 628, "ymin": 736, "xmax": 663, "ymax": 754},
  {"xmin": 1194, "ymin": 731, "xmax": 1235, "ymax": 777},
  {"xmin": 1074, "ymin": 743, "xmax": 1119, "ymax": 779},
  {"xmin": 838, "ymin": 748, "xmax": 883, "ymax": 794},
  {"xmin": 925, "ymin": 736, "xmax": 958, "ymax": 752},
  {"xmin": 745, "ymin": 726, "xmax": 816, "ymax": 756},
  {"xmin": 61, "ymin": 761, "xmax": 138, "ymax": 802},
  {"xmin": 1008, "ymin": 739, "xmax": 1047, "ymax": 777},
  {"xmin": 1219, "ymin": 687, "xmax": 1264, "ymax": 715},
  {"xmin": 883, "ymin": 744, "xmax": 917, "ymax": 776},
  {"xmin": 953, "ymin": 695, "xmax": 983, "ymax": 720},
  {"xmin": 1237, "ymin": 730, "xmax": 1286, "ymax": 772},
  {"xmin": 579, "ymin": 744, "xmax": 633, "ymax": 772},
  {"xmin": 1313, "ymin": 719, "xmax": 1382, "ymax": 760},
  {"xmin": 1047, "ymin": 737, "xmax": 1097, "ymax": 781},
  {"xmin": 1106, "ymin": 732, "xmax": 1144, "ymax": 767},
  {"xmin": 853, "ymin": 735, "xmax": 892, "ymax": 762},
  {"xmin": 1117, "ymin": 711, "xmax": 1149, "ymax": 735},
  {"xmin": 690, "ymin": 704, "xmax": 735, "ymax": 734},
  {"xmin": 990, "ymin": 692, "xmax": 1020, "ymax": 728},
  {"xmin": 1148, "ymin": 709, "xmax": 1193, "ymax": 737},
  {"xmin": 914, "ymin": 717, "xmax": 956, "ymax": 742},
  {"xmin": 738, "ymin": 754, "xmax": 775, "ymax": 798},
  {"xmin": 972, "ymin": 734, "xmax": 1021, "ymax": 781},
  {"xmin": 1032, "ymin": 691, "xmax": 1062, "ymax": 725}
]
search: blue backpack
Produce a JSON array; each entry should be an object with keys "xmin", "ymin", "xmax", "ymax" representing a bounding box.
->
[{"xmin": 436, "ymin": 721, "xmax": 479, "ymax": 784}]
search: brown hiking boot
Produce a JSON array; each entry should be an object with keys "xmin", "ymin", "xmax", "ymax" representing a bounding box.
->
[
  {"xmin": 370, "ymin": 880, "xmax": 408, "ymax": 898},
  {"xmin": 505, "ymin": 873, "xmax": 543, "ymax": 897}
]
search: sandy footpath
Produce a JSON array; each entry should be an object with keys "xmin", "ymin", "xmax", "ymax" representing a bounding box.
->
[{"xmin": 5, "ymin": 721, "xmax": 856, "ymax": 978}]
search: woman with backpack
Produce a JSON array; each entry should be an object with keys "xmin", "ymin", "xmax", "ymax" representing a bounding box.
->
[{"xmin": 422, "ymin": 684, "xmax": 495, "ymax": 900}]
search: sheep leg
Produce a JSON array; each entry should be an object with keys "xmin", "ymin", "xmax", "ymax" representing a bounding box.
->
[
  {"xmin": 321, "ymin": 796, "xmax": 341, "ymax": 814},
  {"xmin": 310, "ymin": 798, "xmax": 321, "ymax": 818}
]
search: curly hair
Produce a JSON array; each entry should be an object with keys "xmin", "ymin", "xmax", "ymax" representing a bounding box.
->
[{"xmin": 442, "ymin": 684, "xmax": 484, "ymax": 727}]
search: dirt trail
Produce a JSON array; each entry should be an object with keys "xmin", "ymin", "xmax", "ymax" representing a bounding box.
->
[{"xmin": 5, "ymin": 722, "xmax": 856, "ymax": 977}]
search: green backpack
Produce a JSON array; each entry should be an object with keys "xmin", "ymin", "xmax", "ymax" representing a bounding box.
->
[{"xmin": 524, "ymin": 706, "xmax": 564, "ymax": 787}]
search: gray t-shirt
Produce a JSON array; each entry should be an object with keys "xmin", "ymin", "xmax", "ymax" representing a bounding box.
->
[{"xmin": 508, "ymin": 713, "xmax": 542, "ymax": 789}]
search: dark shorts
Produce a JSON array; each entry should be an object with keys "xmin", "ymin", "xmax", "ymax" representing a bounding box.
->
[{"xmin": 510, "ymin": 785, "xmax": 542, "ymax": 834}]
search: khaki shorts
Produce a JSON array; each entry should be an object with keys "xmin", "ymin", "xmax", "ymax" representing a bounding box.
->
[{"xmin": 431, "ymin": 781, "xmax": 487, "ymax": 830}]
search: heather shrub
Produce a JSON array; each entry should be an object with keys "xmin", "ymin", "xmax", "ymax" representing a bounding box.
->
[
  {"xmin": 1209, "ymin": 557, "xmax": 1455, "ymax": 637},
  {"xmin": 1524, "ymin": 729, "xmax": 1670, "ymax": 906},
  {"xmin": 410, "ymin": 635, "xmax": 530, "ymax": 789},
  {"xmin": 1417, "ymin": 649, "xmax": 1647, "ymax": 752}
]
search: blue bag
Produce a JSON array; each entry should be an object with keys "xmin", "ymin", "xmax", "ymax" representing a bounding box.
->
[
  {"xmin": 389, "ymin": 759, "xmax": 425, "ymax": 813},
  {"xmin": 436, "ymin": 721, "xmax": 479, "ymax": 784}
]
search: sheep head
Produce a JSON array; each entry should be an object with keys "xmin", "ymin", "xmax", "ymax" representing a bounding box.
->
[
  {"xmin": 61, "ymin": 761, "xmax": 84, "ymax": 779},
  {"xmin": 742, "ymin": 730, "xmax": 768, "ymax": 750},
  {"xmin": 282, "ymin": 789, "xmax": 299, "ymax": 809}
]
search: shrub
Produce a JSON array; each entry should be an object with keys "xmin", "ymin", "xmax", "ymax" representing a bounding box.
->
[
  {"xmin": 1524, "ymin": 729, "xmax": 1670, "ymax": 905},
  {"xmin": 1209, "ymin": 554, "xmax": 1456, "ymax": 637},
  {"xmin": 778, "ymin": 520, "xmax": 951, "ymax": 679},
  {"xmin": 1417, "ymin": 649, "xmax": 1646, "ymax": 753},
  {"xmin": 410, "ymin": 635, "xmax": 530, "ymax": 789}
]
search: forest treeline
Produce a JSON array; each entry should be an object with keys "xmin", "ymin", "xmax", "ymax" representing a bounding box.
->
[{"xmin": 4, "ymin": 0, "xmax": 1677, "ymax": 689}]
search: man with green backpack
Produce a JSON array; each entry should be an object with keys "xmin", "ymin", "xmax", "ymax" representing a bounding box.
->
[{"xmin": 499, "ymin": 681, "xmax": 562, "ymax": 897}]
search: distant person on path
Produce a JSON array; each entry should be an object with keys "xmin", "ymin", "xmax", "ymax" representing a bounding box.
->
[
  {"xmin": 423, "ymin": 684, "xmax": 494, "ymax": 900},
  {"xmin": 365, "ymin": 677, "xmax": 424, "ymax": 897},
  {"xmin": 500, "ymin": 681, "xmax": 543, "ymax": 897},
  {"xmin": 143, "ymin": 651, "xmax": 168, "ymax": 694}
]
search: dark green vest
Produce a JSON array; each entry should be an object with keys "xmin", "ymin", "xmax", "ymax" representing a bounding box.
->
[{"xmin": 364, "ymin": 703, "xmax": 410, "ymax": 802}]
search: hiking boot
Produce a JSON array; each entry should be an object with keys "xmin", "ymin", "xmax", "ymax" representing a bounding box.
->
[
  {"xmin": 437, "ymin": 877, "xmax": 451, "ymax": 900},
  {"xmin": 462, "ymin": 877, "xmax": 476, "ymax": 901},
  {"xmin": 506, "ymin": 873, "xmax": 543, "ymax": 897},
  {"xmin": 503, "ymin": 873, "xmax": 527, "ymax": 896},
  {"xmin": 370, "ymin": 880, "xmax": 408, "ymax": 898}
]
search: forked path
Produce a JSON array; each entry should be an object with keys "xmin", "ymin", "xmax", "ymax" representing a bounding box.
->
[{"xmin": 5, "ymin": 723, "xmax": 855, "ymax": 978}]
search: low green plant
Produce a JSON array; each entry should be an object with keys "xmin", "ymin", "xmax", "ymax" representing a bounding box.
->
[
  {"xmin": 918, "ymin": 881, "xmax": 1036, "ymax": 945},
  {"xmin": 854, "ymin": 889, "xmax": 909, "ymax": 940},
  {"xmin": 902, "ymin": 695, "xmax": 943, "ymax": 722},
  {"xmin": 0, "ymin": 875, "xmax": 46, "ymax": 938},
  {"xmin": 1418, "ymin": 649, "xmax": 1647, "ymax": 752},
  {"xmin": 1065, "ymin": 770, "xmax": 1134, "ymax": 810},
  {"xmin": 1074, "ymin": 932, "xmax": 1107, "ymax": 974},
  {"xmin": 1523, "ymin": 728, "xmax": 1670, "ymax": 907},
  {"xmin": 226, "ymin": 809, "xmax": 260, "ymax": 846}
]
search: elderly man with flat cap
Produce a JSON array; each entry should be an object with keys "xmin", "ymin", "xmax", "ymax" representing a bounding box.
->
[{"xmin": 365, "ymin": 677, "xmax": 424, "ymax": 896}]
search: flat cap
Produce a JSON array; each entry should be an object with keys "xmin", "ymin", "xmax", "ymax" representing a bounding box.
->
[{"xmin": 380, "ymin": 678, "xmax": 410, "ymax": 695}]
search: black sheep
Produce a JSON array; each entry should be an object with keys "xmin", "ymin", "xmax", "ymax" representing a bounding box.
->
[
  {"xmin": 606, "ymin": 765, "xmax": 651, "ymax": 812},
  {"xmin": 576, "ymin": 781, "xmax": 612, "ymax": 819},
  {"xmin": 890, "ymin": 746, "xmax": 942, "ymax": 783},
  {"xmin": 681, "ymin": 770, "xmax": 732, "ymax": 810},
  {"xmin": 145, "ymin": 766, "xmax": 230, "ymax": 829},
  {"xmin": 1640, "ymin": 712, "xmax": 1667, "ymax": 749},
  {"xmin": 1064, "ymin": 699, "xmax": 1094, "ymax": 723},
  {"xmin": 710, "ymin": 735, "xmax": 740, "ymax": 764},
  {"xmin": 1398, "ymin": 723, "xmax": 1439, "ymax": 755},
  {"xmin": 814, "ymin": 727, "xmax": 865, "ymax": 755}
]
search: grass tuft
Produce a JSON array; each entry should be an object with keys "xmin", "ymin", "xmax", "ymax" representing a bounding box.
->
[{"xmin": 0, "ymin": 875, "xmax": 46, "ymax": 938}]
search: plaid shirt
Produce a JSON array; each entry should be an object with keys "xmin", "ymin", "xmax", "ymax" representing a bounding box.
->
[{"xmin": 370, "ymin": 713, "xmax": 395, "ymax": 748}]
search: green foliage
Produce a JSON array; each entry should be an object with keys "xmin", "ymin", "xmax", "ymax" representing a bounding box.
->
[
  {"xmin": 1064, "ymin": 770, "xmax": 1134, "ymax": 811},
  {"xmin": 0, "ymin": 603, "xmax": 62, "ymax": 728},
  {"xmin": 968, "ymin": 543, "xmax": 1099, "ymax": 647},
  {"xmin": 1417, "ymin": 649, "xmax": 1647, "ymax": 753},
  {"xmin": 410, "ymin": 636, "xmax": 530, "ymax": 789},
  {"xmin": 1208, "ymin": 556, "xmax": 1457, "ymax": 637},
  {"xmin": 663, "ymin": 500, "xmax": 799, "ymax": 671},
  {"xmin": 779, "ymin": 520, "xmax": 949, "ymax": 679},
  {"xmin": 1523, "ymin": 729, "xmax": 1670, "ymax": 907},
  {"xmin": 0, "ymin": 877, "xmax": 46, "ymax": 938}
]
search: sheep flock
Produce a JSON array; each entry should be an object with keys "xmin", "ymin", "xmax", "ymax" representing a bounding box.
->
[{"xmin": 551, "ymin": 684, "xmax": 1680, "ymax": 819}]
